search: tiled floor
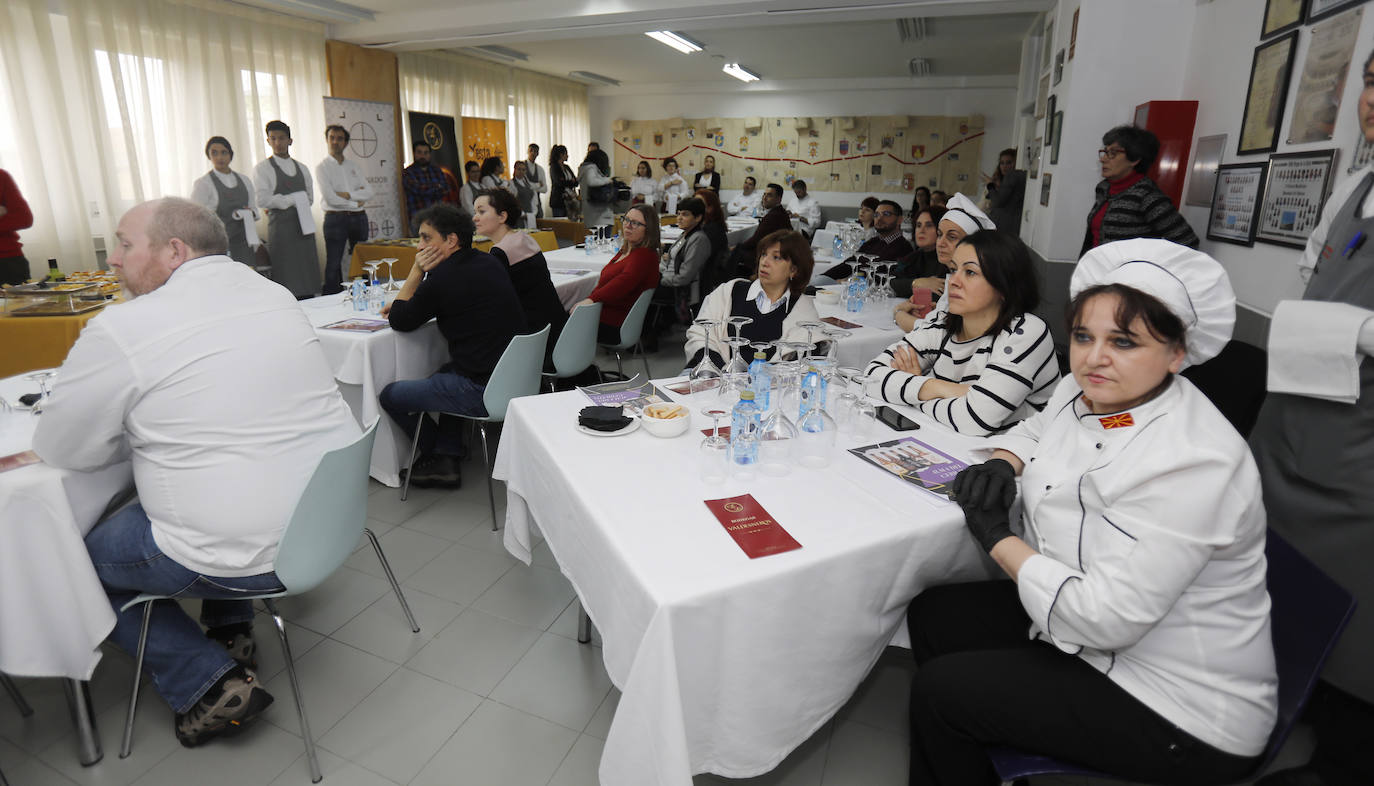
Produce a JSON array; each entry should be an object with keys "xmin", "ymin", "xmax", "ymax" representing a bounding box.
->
[{"xmin": 0, "ymin": 331, "xmax": 1313, "ymax": 785}]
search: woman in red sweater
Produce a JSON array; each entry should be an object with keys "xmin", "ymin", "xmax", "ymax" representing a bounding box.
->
[
  {"xmin": 579, "ymin": 204, "xmax": 662, "ymax": 344},
  {"xmin": 0, "ymin": 169, "xmax": 35, "ymax": 286}
]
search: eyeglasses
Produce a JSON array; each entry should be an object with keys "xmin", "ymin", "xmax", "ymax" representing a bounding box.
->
[
  {"xmin": 1098, "ymin": 147, "xmax": 1128, "ymax": 160},
  {"xmin": 623, "ymin": 218, "xmax": 646, "ymax": 229}
]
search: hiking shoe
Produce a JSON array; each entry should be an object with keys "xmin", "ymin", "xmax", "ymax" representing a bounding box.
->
[
  {"xmin": 213, "ymin": 632, "xmax": 258, "ymax": 670},
  {"xmin": 407, "ymin": 453, "xmax": 461, "ymax": 488},
  {"xmin": 175, "ymin": 671, "xmax": 273, "ymax": 748}
]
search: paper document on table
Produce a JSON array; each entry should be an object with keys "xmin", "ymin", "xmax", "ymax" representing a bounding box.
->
[
  {"xmin": 578, "ymin": 374, "xmax": 673, "ymax": 408},
  {"xmin": 291, "ymin": 191, "xmax": 316, "ymax": 235},
  {"xmin": 0, "ymin": 451, "xmax": 40, "ymax": 473},
  {"xmin": 848, "ymin": 437, "xmax": 966, "ymax": 503},
  {"xmin": 550, "ymin": 268, "xmax": 593, "ymax": 276},
  {"xmin": 703, "ymin": 493, "xmax": 801, "ymax": 559},
  {"xmin": 322, "ymin": 318, "xmax": 389, "ymax": 332}
]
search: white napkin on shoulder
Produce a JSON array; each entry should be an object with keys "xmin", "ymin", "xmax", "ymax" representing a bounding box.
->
[{"xmin": 1267, "ymin": 299, "xmax": 1374, "ymax": 404}]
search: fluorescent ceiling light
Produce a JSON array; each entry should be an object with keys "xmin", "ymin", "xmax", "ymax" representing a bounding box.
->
[
  {"xmin": 645, "ymin": 31, "xmax": 704, "ymax": 54},
  {"xmin": 568, "ymin": 70, "xmax": 621, "ymax": 86},
  {"xmin": 722, "ymin": 63, "xmax": 760, "ymax": 83},
  {"xmin": 247, "ymin": 0, "xmax": 374, "ymax": 23}
]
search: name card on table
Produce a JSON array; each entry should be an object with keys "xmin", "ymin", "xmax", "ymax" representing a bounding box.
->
[
  {"xmin": 0, "ymin": 451, "xmax": 40, "ymax": 473},
  {"xmin": 704, "ymin": 494, "xmax": 801, "ymax": 559}
]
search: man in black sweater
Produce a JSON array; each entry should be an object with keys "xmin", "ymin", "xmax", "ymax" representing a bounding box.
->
[
  {"xmin": 817, "ymin": 200, "xmax": 915, "ymax": 281},
  {"xmin": 379, "ymin": 203, "xmax": 527, "ymax": 487},
  {"xmin": 729, "ymin": 183, "xmax": 791, "ymax": 277}
]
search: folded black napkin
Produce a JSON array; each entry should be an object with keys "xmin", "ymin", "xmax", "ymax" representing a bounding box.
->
[{"xmin": 578, "ymin": 405, "xmax": 632, "ymax": 432}]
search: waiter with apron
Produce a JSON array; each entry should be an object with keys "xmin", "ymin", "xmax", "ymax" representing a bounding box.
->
[
  {"xmin": 253, "ymin": 120, "xmax": 320, "ymax": 298},
  {"xmin": 1249, "ymin": 47, "xmax": 1374, "ymax": 786},
  {"xmin": 190, "ymin": 136, "xmax": 258, "ymax": 267}
]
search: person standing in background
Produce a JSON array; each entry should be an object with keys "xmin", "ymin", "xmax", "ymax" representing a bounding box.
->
[
  {"xmin": 694, "ymin": 155, "xmax": 721, "ymax": 192},
  {"xmin": 658, "ymin": 157, "xmax": 689, "ymax": 214},
  {"xmin": 984, "ymin": 148, "xmax": 1026, "ymax": 236},
  {"xmin": 253, "ymin": 120, "xmax": 319, "ymax": 298},
  {"xmin": 402, "ymin": 142, "xmax": 448, "ymax": 236},
  {"xmin": 524, "ymin": 144, "xmax": 547, "ymax": 219},
  {"xmin": 316, "ymin": 124, "xmax": 373, "ymax": 296},
  {"xmin": 548, "ymin": 145, "xmax": 578, "ymax": 219},
  {"xmin": 458, "ymin": 161, "xmax": 482, "ymax": 218},
  {"xmin": 0, "ymin": 168, "xmax": 36, "ymax": 285},
  {"xmin": 1082, "ymin": 125, "xmax": 1197, "ymax": 254},
  {"xmin": 190, "ymin": 137, "xmax": 258, "ymax": 268}
]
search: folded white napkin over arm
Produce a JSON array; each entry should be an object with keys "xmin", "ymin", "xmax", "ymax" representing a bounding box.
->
[
  {"xmin": 233, "ymin": 209, "xmax": 261, "ymax": 248},
  {"xmin": 291, "ymin": 191, "xmax": 316, "ymax": 235},
  {"xmin": 1267, "ymin": 299, "xmax": 1374, "ymax": 404}
]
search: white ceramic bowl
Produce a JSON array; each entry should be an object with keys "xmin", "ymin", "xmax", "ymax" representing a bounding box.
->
[
  {"xmin": 815, "ymin": 288, "xmax": 840, "ymax": 305},
  {"xmin": 641, "ymin": 403, "xmax": 692, "ymax": 438}
]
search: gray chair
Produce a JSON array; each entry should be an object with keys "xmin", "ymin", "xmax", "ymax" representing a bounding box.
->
[
  {"xmin": 0, "ymin": 672, "xmax": 32, "ymax": 784},
  {"xmin": 597, "ymin": 288, "xmax": 655, "ymax": 381},
  {"xmin": 543, "ymin": 302, "xmax": 602, "ymax": 391}
]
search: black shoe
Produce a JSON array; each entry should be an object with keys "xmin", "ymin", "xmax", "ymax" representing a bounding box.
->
[
  {"xmin": 407, "ymin": 453, "xmax": 461, "ymax": 488},
  {"xmin": 175, "ymin": 670, "xmax": 273, "ymax": 748}
]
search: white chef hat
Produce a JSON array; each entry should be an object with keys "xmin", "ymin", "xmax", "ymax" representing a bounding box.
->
[
  {"xmin": 941, "ymin": 193, "xmax": 996, "ymax": 235},
  {"xmin": 1071, "ymin": 238, "xmax": 1235, "ymax": 368}
]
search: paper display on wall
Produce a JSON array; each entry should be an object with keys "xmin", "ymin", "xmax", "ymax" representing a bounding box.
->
[
  {"xmin": 323, "ymin": 97, "xmax": 401, "ymax": 239},
  {"xmin": 1288, "ymin": 7, "xmax": 1361, "ymax": 144}
]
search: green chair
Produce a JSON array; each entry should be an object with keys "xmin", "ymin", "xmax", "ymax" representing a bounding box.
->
[
  {"xmin": 543, "ymin": 302, "xmax": 602, "ymax": 391},
  {"xmin": 400, "ymin": 326, "xmax": 551, "ymax": 531},
  {"xmin": 118, "ymin": 421, "xmax": 418, "ymax": 783},
  {"xmin": 597, "ymin": 288, "xmax": 655, "ymax": 381}
]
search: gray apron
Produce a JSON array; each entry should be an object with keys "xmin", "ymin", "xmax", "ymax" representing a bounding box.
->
[
  {"xmin": 208, "ymin": 170, "xmax": 253, "ymax": 266},
  {"xmin": 1251, "ymin": 172, "xmax": 1374, "ymax": 702},
  {"xmin": 266, "ymin": 157, "xmax": 319, "ymax": 297}
]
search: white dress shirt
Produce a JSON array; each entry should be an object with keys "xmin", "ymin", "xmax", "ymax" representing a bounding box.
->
[
  {"xmin": 253, "ymin": 155, "xmax": 313, "ymax": 211},
  {"xmin": 315, "ymin": 155, "xmax": 374, "ymax": 212},
  {"xmin": 985, "ymin": 375, "xmax": 1278, "ymax": 756},
  {"xmin": 629, "ymin": 176, "xmax": 659, "ymax": 204},
  {"xmin": 659, "ymin": 173, "xmax": 690, "ymax": 203},
  {"xmin": 785, "ymin": 193, "xmax": 822, "ymax": 233},
  {"xmin": 727, "ymin": 190, "xmax": 762, "ymax": 217},
  {"xmin": 190, "ymin": 169, "xmax": 257, "ymax": 214},
  {"xmin": 525, "ymin": 160, "xmax": 548, "ymax": 195},
  {"xmin": 32, "ymin": 255, "xmax": 360, "ymax": 577}
]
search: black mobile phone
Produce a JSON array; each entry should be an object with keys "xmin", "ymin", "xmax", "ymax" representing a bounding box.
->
[{"xmin": 875, "ymin": 405, "xmax": 920, "ymax": 431}]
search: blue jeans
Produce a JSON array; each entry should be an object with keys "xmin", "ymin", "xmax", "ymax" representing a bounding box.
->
[
  {"xmin": 379, "ymin": 368, "xmax": 487, "ymax": 457},
  {"xmin": 323, "ymin": 211, "xmax": 369, "ymax": 295},
  {"xmin": 84, "ymin": 503, "xmax": 285, "ymax": 713}
]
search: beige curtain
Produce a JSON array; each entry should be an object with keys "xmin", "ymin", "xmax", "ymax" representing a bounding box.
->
[
  {"xmin": 511, "ymin": 70, "xmax": 590, "ymax": 176},
  {"xmin": 0, "ymin": 0, "xmax": 328, "ymax": 276}
]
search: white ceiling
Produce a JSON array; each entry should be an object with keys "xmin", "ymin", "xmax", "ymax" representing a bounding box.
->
[{"xmin": 239, "ymin": 0, "xmax": 1049, "ymax": 88}]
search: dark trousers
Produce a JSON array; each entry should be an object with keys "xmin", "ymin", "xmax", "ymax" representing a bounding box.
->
[
  {"xmin": 1287, "ymin": 681, "xmax": 1374, "ymax": 785},
  {"xmin": 0, "ymin": 255, "xmax": 30, "ymax": 285},
  {"xmin": 379, "ymin": 368, "xmax": 487, "ymax": 457},
  {"xmin": 323, "ymin": 211, "xmax": 369, "ymax": 295},
  {"xmin": 906, "ymin": 581, "xmax": 1261, "ymax": 786}
]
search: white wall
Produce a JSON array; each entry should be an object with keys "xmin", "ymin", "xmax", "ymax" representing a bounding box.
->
[{"xmin": 589, "ymin": 77, "xmax": 1019, "ymax": 208}]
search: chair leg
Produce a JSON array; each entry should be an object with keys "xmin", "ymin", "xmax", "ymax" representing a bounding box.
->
[
  {"xmin": 119, "ymin": 602, "xmax": 154, "ymax": 759},
  {"xmin": 263, "ymin": 599, "xmax": 321, "ymax": 784},
  {"xmin": 400, "ymin": 412, "xmax": 424, "ymax": 502},
  {"xmin": 476, "ymin": 423, "xmax": 498, "ymax": 531},
  {"xmin": 638, "ymin": 341, "xmax": 651, "ymax": 381},
  {"xmin": 577, "ymin": 605, "xmax": 594, "ymax": 644},
  {"xmin": 614, "ymin": 351, "xmax": 624, "ymax": 378},
  {"xmin": 0, "ymin": 673, "xmax": 32, "ymax": 717},
  {"xmin": 365, "ymin": 528, "xmax": 420, "ymax": 633}
]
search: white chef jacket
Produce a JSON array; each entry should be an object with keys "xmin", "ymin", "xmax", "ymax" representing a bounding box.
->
[
  {"xmin": 32, "ymin": 255, "xmax": 360, "ymax": 577},
  {"xmin": 659, "ymin": 173, "xmax": 690, "ymax": 202},
  {"xmin": 985, "ymin": 375, "xmax": 1277, "ymax": 756},
  {"xmin": 727, "ymin": 190, "xmax": 762, "ymax": 217},
  {"xmin": 784, "ymin": 193, "xmax": 822, "ymax": 233},
  {"xmin": 629, "ymin": 176, "xmax": 659, "ymax": 205},
  {"xmin": 252, "ymin": 155, "xmax": 313, "ymax": 211},
  {"xmin": 315, "ymin": 155, "xmax": 374, "ymax": 212},
  {"xmin": 190, "ymin": 169, "xmax": 257, "ymax": 214}
]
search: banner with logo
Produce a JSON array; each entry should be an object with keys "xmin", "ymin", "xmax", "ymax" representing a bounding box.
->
[{"xmin": 322, "ymin": 96, "xmax": 402, "ymax": 239}]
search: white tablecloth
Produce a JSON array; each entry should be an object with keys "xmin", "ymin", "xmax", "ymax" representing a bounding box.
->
[
  {"xmin": 544, "ymin": 247, "xmax": 613, "ymax": 308},
  {"xmin": 0, "ymin": 373, "xmax": 126, "ymax": 679},
  {"xmin": 494, "ymin": 386, "xmax": 995, "ymax": 785}
]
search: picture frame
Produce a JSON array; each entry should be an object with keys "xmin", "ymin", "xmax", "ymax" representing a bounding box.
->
[
  {"xmin": 1256, "ymin": 149, "xmax": 1338, "ymax": 248},
  {"xmin": 1186, "ymin": 134, "xmax": 1229, "ymax": 207},
  {"xmin": 1040, "ymin": 172, "xmax": 1053, "ymax": 207},
  {"xmin": 1028, "ymin": 138, "xmax": 1042, "ymax": 179},
  {"xmin": 1207, "ymin": 162, "xmax": 1269, "ymax": 246},
  {"xmin": 1051, "ymin": 110, "xmax": 1063, "ymax": 165},
  {"xmin": 1262, "ymin": 0, "xmax": 1307, "ymax": 37},
  {"xmin": 1069, "ymin": 9, "xmax": 1079, "ymax": 60},
  {"xmin": 1308, "ymin": 0, "xmax": 1363, "ymax": 23},
  {"xmin": 1035, "ymin": 74, "xmax": 1050, "ymax": 119},
  {"xmin": 1041, "ymin": 12, "xmax": 1055, "ymax": 74},
  {"xmin": 1238, "ymin": 31, "xmax": 1298, "ymax": 156},
  {"xmin": 1287, "ymin": 6, "xmax": 1362, "ymax": 145},
  {"xmin": 1053, "ymin": 50, "xmax": 1065, "ymax": 85}
]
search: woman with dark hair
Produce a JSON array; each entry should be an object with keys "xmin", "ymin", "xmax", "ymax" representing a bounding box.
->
[
  {"xmin": 858, "ymin": 196, "xmax": 881, "ymax": 231},
  {"xmin": 693, "ymin": 187, "xmax": 729, "ymax": 266},
  {"xmin": 474, "ymin": 187, "xmax": 566, "ymax": 350},
  {"xmin": 910, "ymin": 185, "xmax": 932, "ymax": 218},
  {"xmin": 549, "ymin": 145, "xmax": 577, "ymax": 218},
  {"xmin": 190, "ymin": 136, "xmax": 257, "ymax": 266},
  {"xmin": 866, "ymin": 230, "xmax": 1059, "ymax": 435},
  {"xmin": 685, "ymin": 230, "xmax": 819, "ymax": 369},
  {"xmin": 907, "ymin": 239, "xmax": 1275, "ymax": 786},
  {"xmin": 577, "ymin": 203, "xmax": 661, "ymax": 343},
  {"xmin": 985, "ymin": 147, "xmax": 1026, "ymax": 235},
  {"xmin": 658, "ymin": 156, "xmax": 689, "ymax": 213},
  {"xmin": 478, "ymin": 156, "xmax": 516, "ymax": 196},
  {"xmin": 578, "ymin": 148, "xmax": 615, "ymax": 228},
  {"xmin": 629, "ymin": 160, "xmax": 658, "ymax": 206},
  {"xmin": 694, "ymin": 155, "xmax": 721, "ymax": 192},
  {"xmin": 650, "ymin": 196, "xmax": 712, "ymax": 337},
  {"xmin": 511, "ymin": 160, "xmax": 539, "ymax": 225},
  {"xmin": 1083, "ymin": 125, "xmax": 1198, "ymax": 254},
  {"xmin": 889, "ymin": 205, "xmax": 948, "ymax": 297},
  {"xmin": 894, "ymin": 193, "xmax": 993, "ymax": 332}
]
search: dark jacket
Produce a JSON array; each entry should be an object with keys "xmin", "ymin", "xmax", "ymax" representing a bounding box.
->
[
  {"xmin": 491, "ymin": 246, "xmax": 567, "ymax": 351},
  {"xmin": 987, "ymin": 169, "xmax": 1026, "ymax": 235},
  {"xmin": 1082, "ymin": 175, "xmax": 1198, "ymax": 255},
  {"xmin": 889, "ymin": 246, "xmax": 945, "ymax": 296},
  {"xmin": 819, "ymin": 230, "xmax": 916, "ymax": 280}
]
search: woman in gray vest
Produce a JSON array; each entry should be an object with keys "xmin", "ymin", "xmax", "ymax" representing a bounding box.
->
[{"xmin": 190, "ymin": 136, "xmax": 257, "ymax": 267}]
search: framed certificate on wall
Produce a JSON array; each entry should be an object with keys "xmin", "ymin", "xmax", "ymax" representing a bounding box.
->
[
  {"xmin": 1256, "ymin": 149, "xmax": 1337, "ymax": 248},
  {"xmin": 1208, "ymin": 162, "xmax": 1268, "ymax": 246},
  {"xmin": 1238, "ymin": 32, "xmax": 1298, "ymax": 155}
]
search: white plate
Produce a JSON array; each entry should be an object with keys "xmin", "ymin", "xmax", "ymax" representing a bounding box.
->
[{"xmin": 576, "ymin": 418, "xmax": 641, "ymax": 437}]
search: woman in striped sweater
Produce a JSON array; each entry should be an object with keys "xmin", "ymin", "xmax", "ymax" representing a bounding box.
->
[{"xmin": 866, "ymin": 231, "xmax": 1059, "ymax": 436}]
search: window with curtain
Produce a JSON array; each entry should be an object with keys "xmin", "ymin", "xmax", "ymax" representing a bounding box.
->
[
  {"xmin": 511, "ymin": 70, "xmax": 590, "ymax": 180},
  {"xmin": 0, "ymin": 0, "xmax": 328, "ymax": 274}
]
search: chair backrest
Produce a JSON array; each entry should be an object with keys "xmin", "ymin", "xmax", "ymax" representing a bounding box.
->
[
  {"xmin": 1180, "ymin": 339, "xmax": 1268, "ymax": 438},
  {"xmin": 551, "ymin": 301, "xmax": 602, "ymax": 378},
  {"xmin": 612, "ymin": 288, "xmax": 655, "ymax": 350},
  {"xmin": 273, "ymin": 420, "xmax": 379, "ymax": 594},
  {"xmin": 482, "ymin": 325, "xmax": 552, "ymax": 420},
  {"xmin": 532, "ymin": 230, "xmax": 559, "ymax": 252}
]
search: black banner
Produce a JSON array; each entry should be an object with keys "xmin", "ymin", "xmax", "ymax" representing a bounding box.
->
[{"xmin": 408, "ymin": 111, "xmax": 460, "ymax": 176}]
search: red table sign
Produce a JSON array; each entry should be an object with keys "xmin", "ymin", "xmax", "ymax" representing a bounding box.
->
[{"xmin": 704, "ymin": 494, "xmax": 801, "ymax": 559}]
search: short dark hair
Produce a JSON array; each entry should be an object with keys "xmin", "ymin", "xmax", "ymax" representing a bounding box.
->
[
  {"xmin": 918, "ymin": 205, "xmax": 948, "ymax": 227},
  {"xmin": 662, "ymin": 156, "xmax": 679, "ymax": 171},
  {"xmin": 1102, "ymin": 125, "xmax": 1160, "ymax": 173},
  {"xmin": 480, "ymin": 156, "xmax": 504, "ymax": 181},
  {"xmin": 755, "ymin": 229, "xmax": 814, "ymax": 300},
  {"xmin": 765, "ymin": 183, "xmax": 784, "ymax": 199},
  {"xmin": 265, "ymin": 120, "xmax": 290, "ymax": 137},
  {"xmin": 947, "ymin": 230, "xmax": 1040, "ymax": 338},
  {"xmin": 412, "ymin": 141, "xmax": 431, "ymax": 153},
  {"xmin": 480, "ymin": 188, "xmax": 523, "ymax": 228},
  {"xmin": 636, "ymin": 160, "xmax": 652, "ymax": 176},
  {"xmin": 588, "ymin": 141, "xmax": 600, "ymax": 150},
  {"xmin": 582, "ymin": 148, "xmax": 610, "ymax": 173},
  {"xmin": 1068, "ymin": 283, "xmax": 1187, "ymax": 350},
  {"xmin": 914, "ymin": 186, "xmax": 931, "ymax": 199},
  {"xmin": 792, "ymin": 179, "xmax": 807, "ymax": 191},
  {"xmin": 528, "ymin": 142, "xmax": 540, "ymax": 153},
  {"xmin": 465, "ymin": 160, "xmax": 480, "ymax": 171},
  {"xmin": 204, "ymin": 136, "xmax": 233, "ymax": 160},
  {"xmin": 744, "ymin": 176, "xmax": 756, "ymax": 187},
  {"xmin": 1363, "ymin": 47, "xmax": 1374, "ymax": 75},
  {"xmin": 931, "ymin": 190, "xmax": 947, "ymax": 199},
  {"xmin": 412, "ymin": 203, "xmax": 474, "ymax": 249},
  {"xmin": 676, "ymin": 196, "xmax": 706, "ymax": 218},
  {"xmin": 876, "ymin": 199, "xmax": 903, "ymax": 217},
  {"xmin": 860, "ymin": 196, "xmax": 880, "ymax": 211},
  {"xmin": 325, "ymin": 124, "xmax": 350, "ymax": 144},
  {"xmin": 998, "ymin": 148, "xmax": 1016, "ymax": 161}
]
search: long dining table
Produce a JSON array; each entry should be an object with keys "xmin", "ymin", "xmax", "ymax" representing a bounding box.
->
[{"xmin": 493, "ymin": 381, "xmax": 998, "ymax": 785}]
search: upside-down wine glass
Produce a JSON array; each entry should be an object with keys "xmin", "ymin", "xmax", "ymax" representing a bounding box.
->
[
  {"xmin": 689, "ymin": 319, "xmax": 723, "ymax": 394},
  {"xmin": 698, "ymin": 405, "xmax": 731, "ymax": 484}
]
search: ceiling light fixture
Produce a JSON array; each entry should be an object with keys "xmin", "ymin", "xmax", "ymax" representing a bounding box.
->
[
  {"xmin": 646, "ymin": 31, "xmax": 704, "ymax": 54},
  {"xmin": 568, "ymin": 70, "xmax": 622, "ymax": 87},
  {"xmin": 722, "ymin": 63, "xmax": 760, "ymax": 83}
]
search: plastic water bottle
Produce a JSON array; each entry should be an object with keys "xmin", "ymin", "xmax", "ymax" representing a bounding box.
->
[
  {"xmin": 731, "ymin": 390, "xmax": 761, "ymax": 472},
  {"xmin": 752, "ymin": 204, "xmax": 759, "ymax": 218},
  {"xmin": 832, "ymin": 234, "xmax": 842, "ymax": 259},
  {"xmin": 748, "ymin": 351, "xmax": 771, "ymax": 411},
  {"xmin": 800, "ymin": 367, "xmax": 826, "ymax": 423},
  {"xmin": 350, "ymin": 278, "xmax": 366, "ymax": 312},
  {"xmin": 585, "ymin": 233, "xmax": 595, "ymax": 255},
  {"xmin": 368, "ymin": 282, "xmax": 385, "ymax": 314}
]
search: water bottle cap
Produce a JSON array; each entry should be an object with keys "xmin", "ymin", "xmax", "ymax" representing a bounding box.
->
[
  {"xmin": 740, "ymin": 390, "xmax": 755, "ymax": 401},
  {"xmin": 754, "ymin": 351, "xmax": 766, "ymax": 359}
]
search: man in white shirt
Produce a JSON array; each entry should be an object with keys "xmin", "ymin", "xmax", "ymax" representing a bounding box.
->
[
  {"xmin": 525, "ymin": 143, "xmax": 548, "ymax": 219},
  {"xmin": 458, "ymin": 160, "xmax": 481, "ymax": 217},
  {"xmin": 253, "ymin": 120, "xmax": 319, "ymax": 299},
  {"xmin": 784, "ymin": 179, "xmax": 822, "ymax": 236},
  {"xmin": 316, "ymin": 124, "xmax": 374, "ymax": 296},
  {"xmin": 33, "ymin": 197, "xmax": 359, "ymax": 748},
  {"xmin": 727, "ymin": 176, "xmax": 762, "ymax": 217}
]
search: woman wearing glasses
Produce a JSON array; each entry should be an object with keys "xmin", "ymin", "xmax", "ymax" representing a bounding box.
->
[
  {"xmin": 1083, "ymin": 126, "xmax": 1198, "ymax": 255},
  {"xmin": 577, "ymin": 204, "xmax": 662, "ymax": 344}
]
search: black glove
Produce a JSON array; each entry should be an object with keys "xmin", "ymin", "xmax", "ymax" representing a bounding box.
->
[
  {"xmin": 951, "ymin": 458, "xmax": 1016, "ymax": 511},
  {"xmin": 961, "ymin": 502, "xmax": 1015, "ymax": 554}
]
